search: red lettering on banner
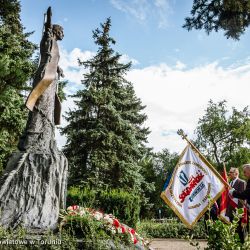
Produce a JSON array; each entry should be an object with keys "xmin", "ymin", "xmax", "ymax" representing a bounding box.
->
[{"xmin": 179, "ymin": 171, "xmax": 204, "ymax": 203}]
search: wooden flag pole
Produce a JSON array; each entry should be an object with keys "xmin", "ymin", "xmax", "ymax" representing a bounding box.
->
[{"xmin": 177, "ymin": 129, "xmax": 230, "ymax": 188}]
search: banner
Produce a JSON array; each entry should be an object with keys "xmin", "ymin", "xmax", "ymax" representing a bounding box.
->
[
  {"xmin": 219, "ymin": 166, "xmax": 230, "ymax": 224},
  {"xmin": 161, "ymin": 145, "xmax": 226, "ymax": 228}
]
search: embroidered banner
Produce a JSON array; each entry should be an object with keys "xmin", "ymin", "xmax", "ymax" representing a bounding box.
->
[{"xmin": 161, "ymin": 145, "xmax": 226, "ymax": 228}]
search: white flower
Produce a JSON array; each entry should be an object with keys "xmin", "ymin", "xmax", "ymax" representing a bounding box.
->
[
  {"xmin": 79, "ymin": 209, "xmax": 86, "ymax": 216},
  {"xmin": 103, "ymin": 215, "xmax": 113, "ymax": 224},
  {"xmin": 111, "ymin": 226, "xmax": 116, "ymax": 234},
  {"xmin": 93, "ymin": 212, "xmax": 103, "ymax": 220}
]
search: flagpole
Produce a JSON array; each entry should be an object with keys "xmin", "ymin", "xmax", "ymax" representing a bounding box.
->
[
  {"xmin": 177, "ymin": 129, "xmax": 230, "ymax": 188},
  {"xmin": 223, "ymin": 162, "xmax": 228, "ymax": 182}
]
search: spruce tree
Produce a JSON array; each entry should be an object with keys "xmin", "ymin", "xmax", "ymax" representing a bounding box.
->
[
  {"xmin": 62, "ymin": 18, "xmax": 150, "ymax": 191},
  {"xmin": 0, "ymin": 0, "xmax": 36, "ymax": 173}
]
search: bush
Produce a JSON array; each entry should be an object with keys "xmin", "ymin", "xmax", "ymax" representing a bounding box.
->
[
  {"xmin": 205, "ymin": 219, "xmax": 241, "ymax": 250},
  {"xmin": 136, "ymin": 219, "xmax": 207, "ymax": 239},
  {"xmin": 67, "ymin": 187, "xmax": 141, "ymax": 228},
  {"xmin": 203, "ymin": 209, "xmax": 243, "ymax": 250},
  {"xmin": 188, "ymin": 209, "xmax": 250, "ymax": 250}
]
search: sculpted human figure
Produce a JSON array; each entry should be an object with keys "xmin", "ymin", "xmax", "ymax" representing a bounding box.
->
[{"xmin": 18, "ymin": 7, "xmax": 64, "ymax": 151}]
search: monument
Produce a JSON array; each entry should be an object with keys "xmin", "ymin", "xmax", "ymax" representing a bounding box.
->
[{"xmin": 0, "ymin": 7, "xmax": 68, "ymax": 231}]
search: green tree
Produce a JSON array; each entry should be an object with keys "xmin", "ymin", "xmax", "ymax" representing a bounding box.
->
[
  {"xmin": 61, "ymin": 18, "xmax": 150, "ymax": 191},
  {"xmin": 58, "ymin": 80, "xmax": 68, "ymax": 102},
  {"xmin": 195, "ymin": 100, "xmax": 250, "ymax": 170},
  {"xmin": 184, "ymin": 0, "xmax": 250, "ymax": 40},
  {"xmin": 139, "ymin": 149, "xmax": 179, "ymax": 218},
  {"xmin": 0, "ymin": 0, "xmax": 36, "ymax": 92},
  {"xmin": 0, "ymin": 0, "xmax": 36, "ymax": 173}
]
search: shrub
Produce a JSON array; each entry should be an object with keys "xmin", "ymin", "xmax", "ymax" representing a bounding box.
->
[
  {"xmin": 67, "ymin": 187, "xmax": 141, "ymax": 227},
  {"xmin": 188, "ymin": 208, "xmax": 250, "ymax": 250},
  {"xmin": 136, "ymin": 219, "xmax": 207, "ymax": 239},
  {"xmin": 204, "ymin": 209, "xmax": 243, "ymax": 250}
]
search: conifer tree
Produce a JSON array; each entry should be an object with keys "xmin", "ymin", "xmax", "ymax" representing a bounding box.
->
[
  {"xmin": 0, "ymin": 0, "xmax": 36, "ymax": 173},
  {"xmin": 184, "ymin": 0, "xmax": 250, "ymax": 40},
  {"xmin": 62, "ymin": 18, "xmax": 150, "ymax": 190}
]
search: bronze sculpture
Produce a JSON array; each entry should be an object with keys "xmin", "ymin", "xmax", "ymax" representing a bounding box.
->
[
  {"xmin": 0, "ymin": 7, "xmax": 68, "ymax": 231},
  {"xmin": 18, "ymin": 7, "xmax": 63, "ymax": 151},
  {"xmin": 25, "ymin": 7, "xmax": 63, "ymax": 125}
]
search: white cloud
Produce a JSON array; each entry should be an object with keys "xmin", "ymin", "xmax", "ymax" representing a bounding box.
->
[
  {"xmin": 153, "ymin": 0, "xmax": 172, "ymax": 28},
  {"xmin": 59, "ymin": 47, "xmax": 95, "ymax": 88},
  {"xmin": 110, "ymin": 0, "xmax": 149, "ymax": 21},
  {"xmin": 127, "ymin": 61, "xmax": 250, "ymax": 153},
  {"xmin": 175, "ymin": 61, "xmax": 186, "ymax": 70},
  {"xmin": 110, "ymin": 0, "xmax": 172, "ymax": 28},
  {"xmin": 60, "ymin": 47, "xmax": 95, "ymax": 70},
  {"xmin": 56, "ymin": 48, "xmax": 250, "ymax": 154},
  {"xmin": 119, "ymin": 54, "xmax": 139, "ymax": 65}
]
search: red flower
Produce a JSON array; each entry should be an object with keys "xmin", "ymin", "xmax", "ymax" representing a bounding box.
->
[
  {"xmin": 121, "ymin": 226, "xmax": 126, "ymax": 233},
  {"xmin": 113, "ymin": 219, "xmax": 120, "ymax": 228},
  {"xmin": 72, "ymin": 205, "xmax": 78, "ymax": 210},
  {"xmin": 130, "ymin": 228, "xmax": 135, "ymax": 235},
  {"xmin": 133, "ymin": 238, "xmax": 138, "ymax": 244}
]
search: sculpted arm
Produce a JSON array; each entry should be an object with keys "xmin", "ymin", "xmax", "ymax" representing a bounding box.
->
[{"xmin": 41, "ymin": 7, "xmax": 53, "ymax": 64}]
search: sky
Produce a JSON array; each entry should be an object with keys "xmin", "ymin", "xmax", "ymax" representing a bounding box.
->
[{"xmin": 20, "ymin": 0, "xmax": 250, "ymax": 153}]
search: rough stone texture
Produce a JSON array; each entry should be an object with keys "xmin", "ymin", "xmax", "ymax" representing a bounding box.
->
[
  {"xmin": 0, "ymin": 150, "xmax": 67, "ymax": 230},
  {"xmin": 0, "ymin": 10, "xmax": 68, "ymax": 230}
]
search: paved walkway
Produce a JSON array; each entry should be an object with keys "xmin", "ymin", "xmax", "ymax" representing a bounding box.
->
[{"xmin": 149, "ymin": 238, "xmax": 207, "ymax": 250}]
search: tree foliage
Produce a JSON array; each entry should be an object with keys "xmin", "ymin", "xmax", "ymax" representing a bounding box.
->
[
  {"xmin": 184, "ymin": 0, "xmax": 250, "ymax": 40},
  {"xmin": 58, "ymin": 80, "xmax": 68, "ymax": 102},
  {"xmin": 0, "ymin": 0, "xmax": 36, "ymax": 93},
  {"xmin": 195, "ymin": 100, "xmax": 250, "ymax": 169},
  {"xmin": 139, "ymin": 149, "xmax": 179, "ymax": 218},
  {"xmin": 0, "ymin": 87, "xmax": 27, "ymax": 173},
  {"xmin": 0, "ymin": 0, "xmax": 36, "ymax": 173},
  {"xmin": 61, "ymin": 18, "xmax": 150, "ymax": 191}
]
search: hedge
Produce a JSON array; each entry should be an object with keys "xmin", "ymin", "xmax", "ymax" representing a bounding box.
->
[{"xmin": 136, "ymin": 219, "xmax": 207, "ymax": 239}]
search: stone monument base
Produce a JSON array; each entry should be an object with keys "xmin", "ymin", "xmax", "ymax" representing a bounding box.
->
[{"xmin": 0, "ymin": 148, "xmax": 68, "ymax": 230}]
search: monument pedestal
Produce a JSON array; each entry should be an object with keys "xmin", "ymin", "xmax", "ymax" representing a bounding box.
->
[{"xmin": 0, "ymin": 147, "xmax": 68, "ymax": 230}]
